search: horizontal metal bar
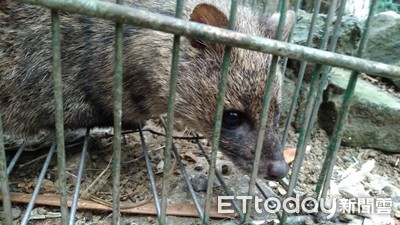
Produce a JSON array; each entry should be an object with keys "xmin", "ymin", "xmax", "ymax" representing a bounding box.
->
[{"xmin": 16, "ymin": 0, "xmax": 400, "ymax": 78}]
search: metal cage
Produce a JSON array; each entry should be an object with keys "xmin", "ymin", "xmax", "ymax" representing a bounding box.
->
[{"xmin": 0, "ymin": 0, "xmax": 399, "ymax": 224}]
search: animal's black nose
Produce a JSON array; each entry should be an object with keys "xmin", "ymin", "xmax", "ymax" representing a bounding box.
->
[{"xmin": 264, "ymin": 160, "xmax": 289, "ymax": 180}]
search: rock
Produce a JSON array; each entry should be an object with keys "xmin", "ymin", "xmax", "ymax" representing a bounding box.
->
[
  {"xmin": 193, "ymin": 163, "xmax": 204, "ymax": 171},
  {"xmin": 318, "ymin": 68, "xmax": 400, "ymax": 153},
  {"xmin": 288, "ymin": 10, "xmax": 363, "ymax": 81},
  {"xmin": 394, "ymin": 203, "xmax": 400, "ymax": 219},
  {"xmin": 0, "ymin": 207, "xmax": 22, "ymax": 220},
  {"xmin": 220, "ymin": 164, "xmax": 232, "ymax": 175},
  {"xmin": 339, "ymin": 183, "xmax": 371, "ymax": 199},
  {"xmin": 285, "ymin": 215, "xmax": 314, "ymax": 225},
  {"xmin": 382, "ymin": 185, "xmax": 400, "ymax": 203},
  {"xmin": 268, "ymin": 181, "xmax": 278, "ymax": 189},
  {"xmin": 280, "ymin": 74, "xmax": 310, "ymax": 131},
  {"xmin": 339, "ymin": 213, "xmax": 357, "ymax": 223},
  {"xmin": 335, "ymin": 15, "xmax": 363, "ymax": 57},
  {"xmin": 190, "ymin": 174, "xmax": 221, "ymax": 192},
  {"xmin": 280, "ymin": 77, "xmax": 296, "ymax": 125},
  {"xmin": 364, "ymin": 11, "xmax": 400, "ymax": 89},
  {"xmin": 290, "ymin": 4, "xmax": 364, "ymax": 54},
  {"xmin": 368, "ymin": 214, "xmax": 395, "ymax": 225},
  {"xmin": 214, "ymin": 221, "xmax": 238, "ymax": 225}
]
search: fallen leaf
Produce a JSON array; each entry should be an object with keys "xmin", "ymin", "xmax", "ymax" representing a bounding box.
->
[
  {"xmin": 183, "ymin": 151, "xmax": 198, "ymax": 163},
  {"xmin": 284, "ymin": 148, "xmax": 296, "ymax": 164}
]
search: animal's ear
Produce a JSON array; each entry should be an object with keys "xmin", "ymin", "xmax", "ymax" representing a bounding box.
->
[
  {"xmin": 263, "ymin": 10, "xmax": 296, "ymax": 42},
  {"xmin": 189, "ymin": 3, "xmax": 228, "ymax": 54}
]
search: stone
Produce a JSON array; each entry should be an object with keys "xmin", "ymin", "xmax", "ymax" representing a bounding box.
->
[
  {"xmin": 318, "ymin": 68, "xmax": 400, "ymax": 153},
  {"xmin": 280, "ymin": 76, "xmax": 296, "ymax": 125},
  {"xmin": 288, "ymin": 10, "xmax": 363, "ymax": 81},
  {"xmin": 190, "ymin": 174, "xmax": 221, "ymax": 192},
  {"xmin": 364, "ymin": 11, "xmax": 400, "ymax": 89},
  {"xmin": 280, "ymin": 74, "xmax": 310, "ymax": 131}
]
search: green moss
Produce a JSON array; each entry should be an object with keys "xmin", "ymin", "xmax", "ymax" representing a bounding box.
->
[{"xmin": 328, "ymin": 68, "xmax": 400, "ymax": 109}]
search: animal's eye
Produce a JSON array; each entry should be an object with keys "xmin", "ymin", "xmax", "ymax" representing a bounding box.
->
[{"xmin": 222, "ymin": 110, "xmax": 243, "ymax": 129}]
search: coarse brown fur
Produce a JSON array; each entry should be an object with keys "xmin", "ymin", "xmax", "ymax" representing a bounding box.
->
[{"xmin": 0, "ymin": 0, "xmax": 296, "ymax": 180}]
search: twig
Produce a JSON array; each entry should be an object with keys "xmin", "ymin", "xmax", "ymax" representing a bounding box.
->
[{"xmin": 2, "ymin": 192, "xmax": 234, "ymax": 219}]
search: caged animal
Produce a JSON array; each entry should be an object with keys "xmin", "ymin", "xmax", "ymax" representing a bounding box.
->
[{"xmin": 0, "ymin": 0, "xmax": 295, "ymax": 180}]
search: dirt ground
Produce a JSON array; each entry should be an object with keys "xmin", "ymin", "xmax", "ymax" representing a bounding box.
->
[{"xmin": 2, "ymin": 114, "xmax": 400, "ymax": 224}]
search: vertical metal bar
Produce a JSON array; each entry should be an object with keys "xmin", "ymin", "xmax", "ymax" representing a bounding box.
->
[
  {"xmin": 112, "ymin": 0, "xmax": 123, "ymax": 223},
  {"xmin": 298, "ymin": 0, "xmax": 338, "ymax": 182},
  {"xmin": 281, "ymin": 0, "xmax": 340, "ymax": 222},
  {"xmin": 51, "ymin": 9, "xmax": 69, "ymax": 225},
  {"xmin": 316, "ymin": 0, "xmax": 379, "ymax": 200},
  {"xmin": 284, "ymin": 0, "xmax": 346, "ymax": 202},
  {"xmin": 138, "ymin": 125, "xmax": 161, "ymax": 216},
  {"xmin": 281, "ymin": 0, "xmax": 323, "ymax": 196},
  {"xmin": 203, "ymin": 1, "xmax": 237, "ymax": 223},
  {"xmin": 262, "ymin": 0, "xmax": 267, "ymax": 13},
  {"xmin": 302, "ymin": 0, "xmax": 347, "ymax": 137},
  {"xmin": 192, "ymin": 132, "xmax": 245, "ymax": 220},
  {"xmin": 279, "ymin": 0, "xmax": 300, "ymax": 75},
  {"xmin": 6, "ymin": 143, "xmax": 25, "ymax": 175},
  {"xmin": 0, "ymin": 115, "xmax": 13, "ymax": 225},
  {"xmin": 281, "ymin": 0, "xmax": 337, "ymax": 222},
  {"xmin": 159, "ymin": 0, "xmax": 185, "ymax": 224},
  {"xmin": 21, "ymin": 142, "xmax": 56, "ymax": 225},
  {"xmin": 281, "ymin": 0, "xmax": 322, "ymax": 150},
  {"xmin": 244, "ymin": 0, "xmax": 288, "ymax": 223},
  {"xmin": 159, "ymin": 118, "xmax": 204, "ymax": 219},
  {"xmin": 69, "ymin": 129, "xmax": 90, "ymax": 225},
  {"xmin": 280, "ymin": 0, "xmax": 301, "ymax": 151}
]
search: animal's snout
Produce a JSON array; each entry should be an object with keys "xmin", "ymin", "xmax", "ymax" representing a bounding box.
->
[
  {"xmin": 260, "ymin": 130, "xmax": 289, "ymax": 180},
  {"xmin": 262, "ymin": 159, "xmax": 289, "ymax": 180}
]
